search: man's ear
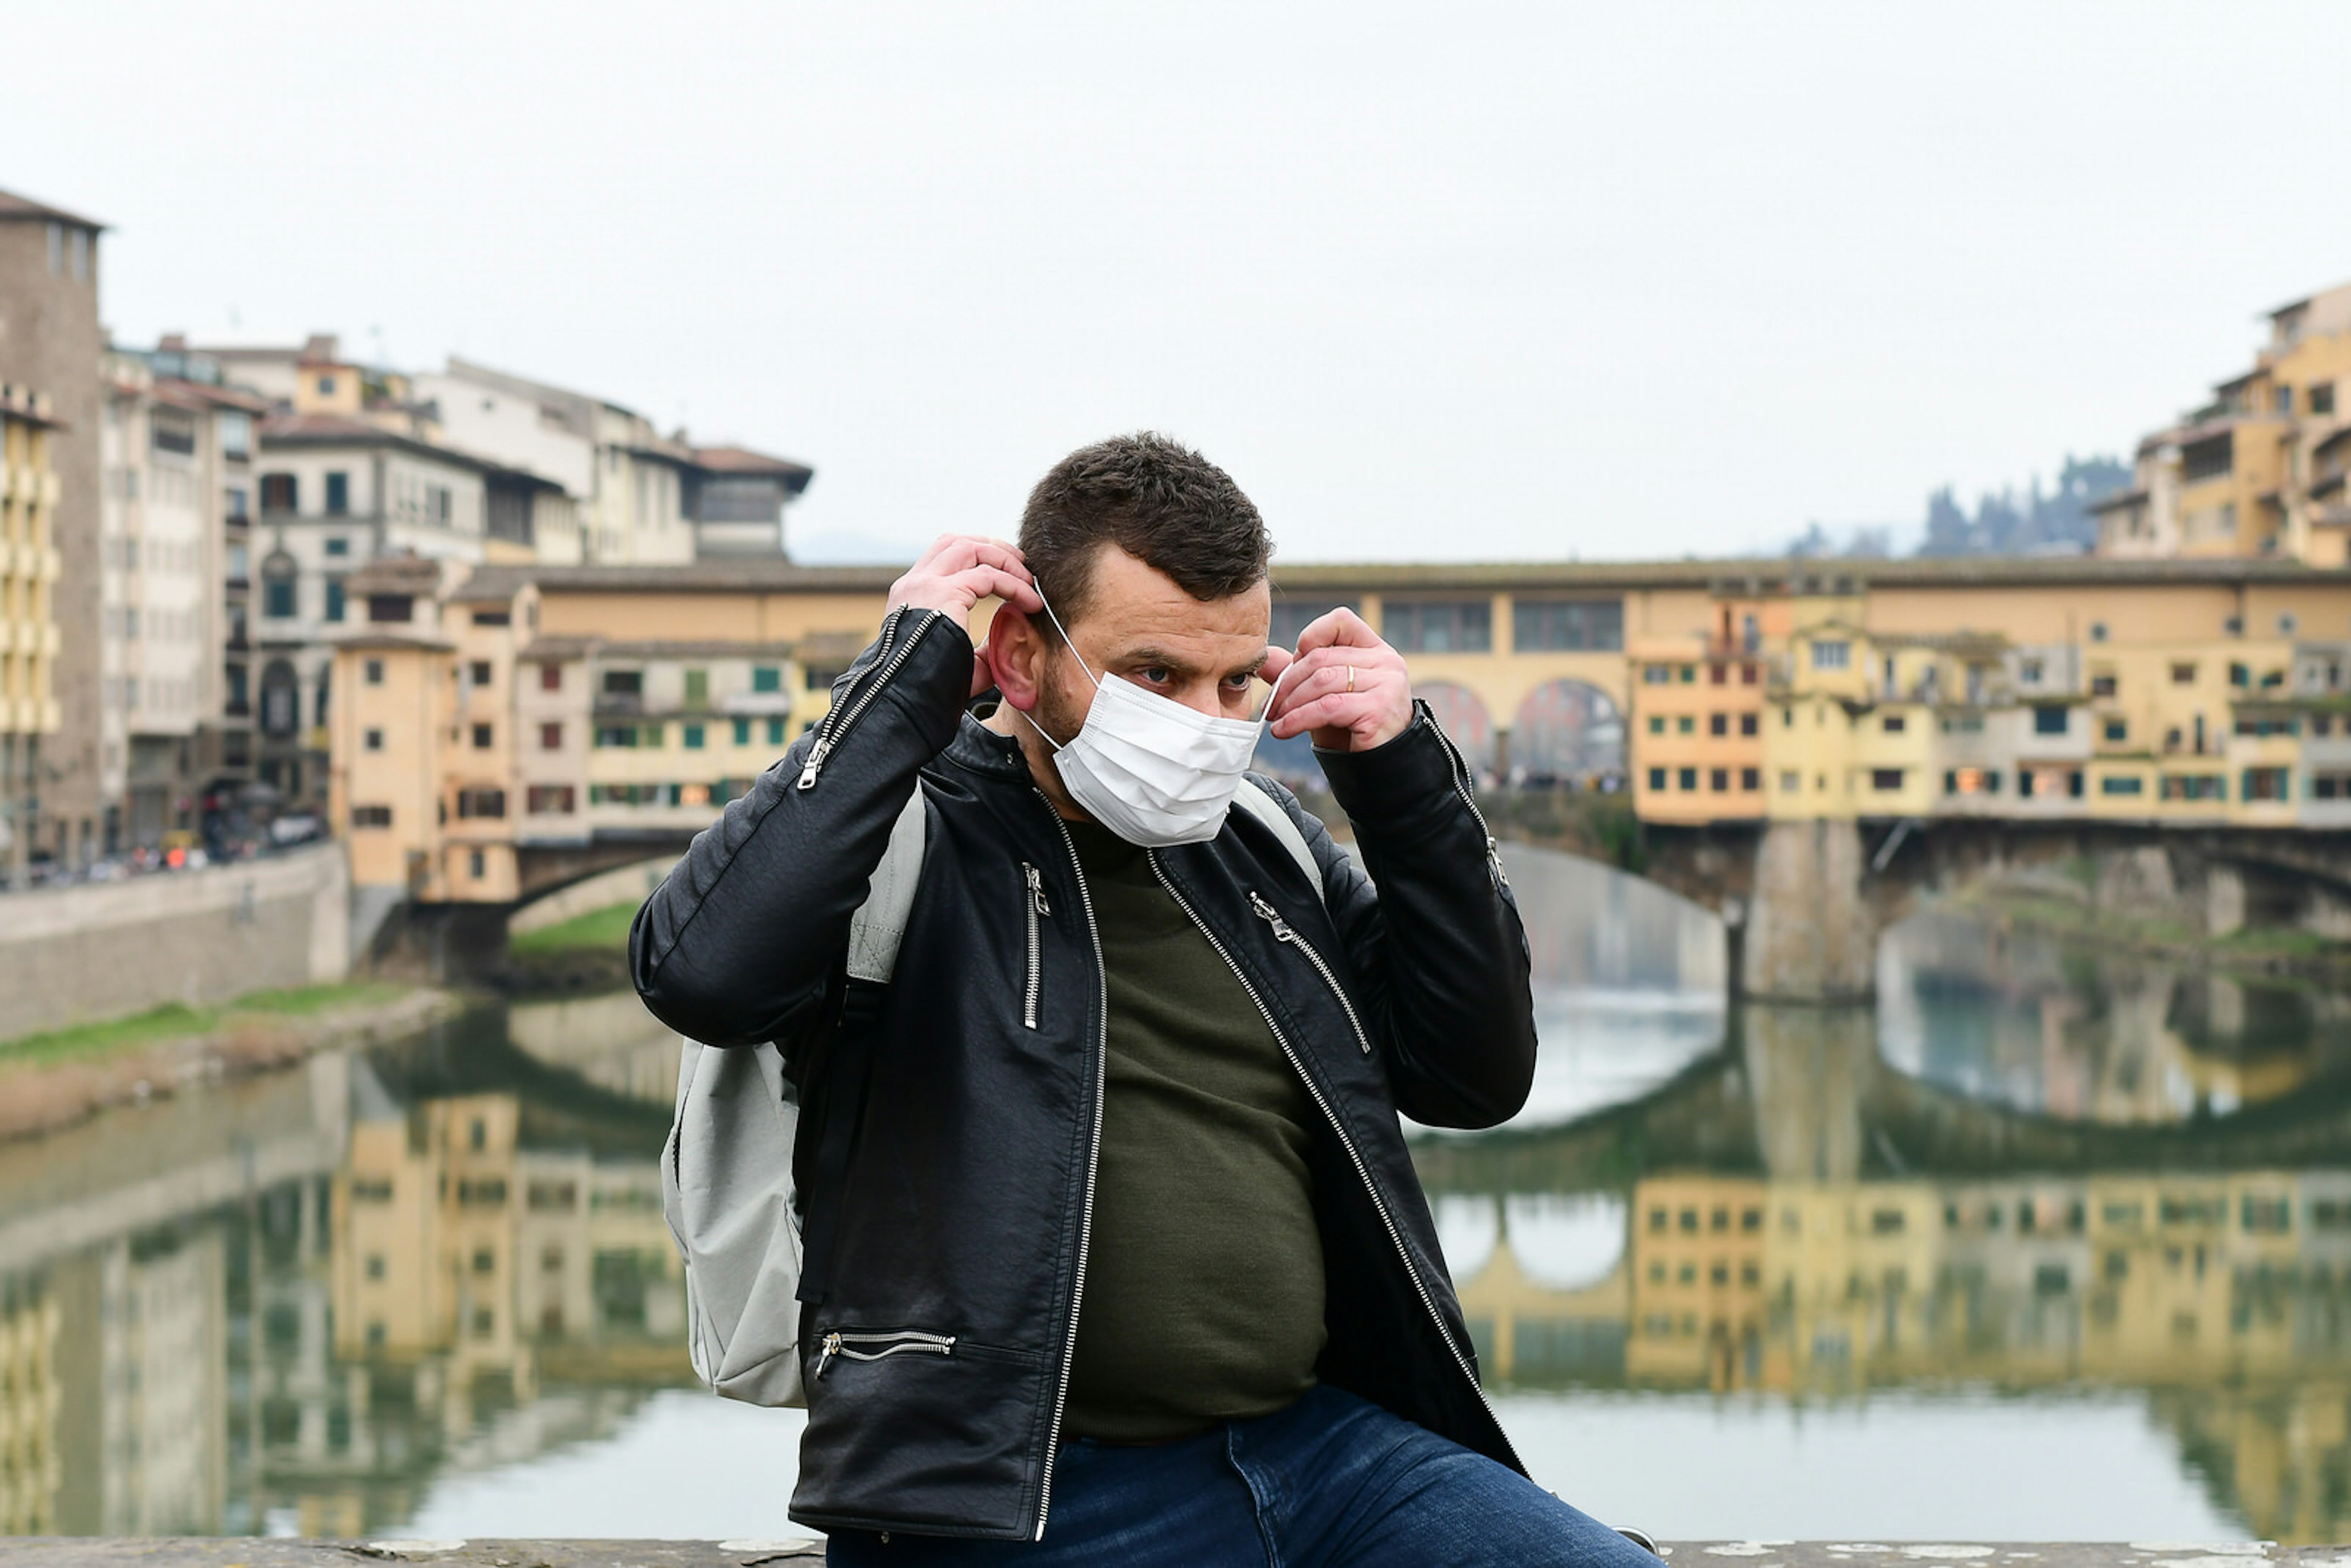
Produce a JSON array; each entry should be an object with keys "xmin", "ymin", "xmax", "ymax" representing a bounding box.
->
[{"xmin": 986, "ymin": 606, "xmax": 1049, "ymax": 711}]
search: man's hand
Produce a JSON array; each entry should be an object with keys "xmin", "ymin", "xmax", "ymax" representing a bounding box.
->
[
  {"xmin": 887, "ymin": 534, "xmax": 1043, "ymax": 697},
  {"xmin": 1259, "ymin": 607, "xmax": 1412, "ymax": 752}
]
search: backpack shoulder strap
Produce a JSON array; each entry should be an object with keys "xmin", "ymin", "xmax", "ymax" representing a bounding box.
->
[
  {"xmin": 846, "ymin": 785, "xmax": 927, "ymax": 983},
  {"xmin": 1234, "ymin": 775, "xmax": 1325, "ymax": 907}
]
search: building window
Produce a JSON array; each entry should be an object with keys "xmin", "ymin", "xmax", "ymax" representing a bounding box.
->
[
  {"xmin": 1709, "ymin": 714, "xmax": 1728, "ymax": 737},
  {"xmin": 2243, "ymin": 767, "xmax": 2291, "ymax": 803},
  {"xmin": 2171, "ymin": 662, "xmax": 2195, "ymax": 685},
  {"xmin": 1648, "ymin": 767, "xmax": 1667, "ymax": 790},
  {"xmin": 527, "ymin": 784, "xmax": 577, "ymax": 814},
  {"xmin": 1677, "ymin": 716, "xmax": 1695, "ymax": 735},
  {"xmin": 603, "ymin": 669, "xmax": 643, "ymax": 698},
  {"xmin": 1741, "ymin": 767, "xmax": 1760, "ymax": 790},
  {"xmin": 324, "ymin": 576, "xmax": 346, "ymax": 623},
  {"xmin": 2090, "ymin": 674, "xmax": 2117, "ymax": 699},
  {"xmin": 456, "ymin": 788, "xmax": 507, "ymax": 819},
  {"xmin": 473, "ymin": 722, "xmax": 493, "ymax": 749},
  {"xmin": 1709, "ymin": 663, "xmax": 1727, "ymax": 686},
  {"xmin": 2104, "ymin": 719, "xmax": 2127, "ymax": 742},
  {"xmin": 1679, "ymin": 665, "xmax": 1697, "ymax": 683},
  {"xmin": 594, "ymin": 725, "xmax": 637, "ymax": 748},
  {"xmin": 2100, "ymin": 775, "xmax": 2144, "ymax": 797},
  {"xmin": 2181, "ymin": 432, "xmax": 2233, "ymax": 483},
  {"xmin": 264, "ymin": 572, "xmax": 296, "ymax": 619},
  {"xmin": 260, "ymin": 473, "xmax": 297, "ymax": 512},
  {"xmin": 2020, "ymin": 657, "xmax": 2044, "ymax": 682},
  {"xmin": 683, "ymin": 722, "xmax": 707, "ymax": 749},
  {"xmin": 540, "ymin": 662, "xmax": 562, "ymax": 691},
  {"xmin": 1678, "ymin": 767, "xmax": 1697, "ymax": 791},
  {"xmin": 684, "ymin": 668, "xmax": 710, "ymax": 708},
  {"xmin": 468, "ymin": 850, "xmax": 487, "ymax": 879},
  {"xmin": 2089, "ymin": 621, "xmax": 2109, "ymax": 643},
  {"xmin": 1739, "ymin": 713, "xmax": 1758, "ymax": 737},
  {"xmin": 324, "ymin": 471, "xmax": 350, "ymax": 515},
  {"xmin": 364, "ymin": 728, "xmax": 384, "ymax": 752},
  {"xmin": 1382, "ymin": 600, "xmax": 1491, "ymax": 653},
  {"xmin": 540, "ymin": 722, "xmax": 563, "ymax": 751},
  {"xmin": 2161, "ymin": 775, "xmax": 2225, "ymax": 801},
  {"xmin": 369, "ymin": 595, "xmax": 413, "ymax": 623},
  {"xmin": 473, "ymin": 607, "xmax": 511, "ymax": 626},
  {"xmin": 364, "ymin": 658, "xmax": 384, "ymax": 686},
  {"xmin": 767, "ymin": 718, "xmax": 787, "ymax": 746},
  {"xmin": 753, "ymin": 665, "xmax": 782, "ymax": 693},
  {"xmin": 471, "ymin": 660, "xmax": 493, "ymax": 686},
  {"xmin": 1780, "ymin": 770, "xmax": 1799, "ymax": 792},
  {"xmin": 351, "ymin": 805, "xmax": 392, "ymax": 828},
  {"xmin": 1647, "ymin": 716, "xmax": 1665, "ymax": 736},
  {"xmin": 1512, "ymin": 598, "xmax": 1623, "ymax": 652},
  {"xmin": 1643, "ymin": 664, "xmax": 1671, "ymax": 685},
  {"xmin": 2312, "ymin": 383, "xmax": 2338, "ymax": 416},
  {"xmin": 2279, "ymin": 612, "xmax": 2300, "ymax": 636},
  {"xmin": 260, "ymin": 661, "xmax": 298, "ymax": 737},
  {"xmin": 1710, "ymin": 768, "xmax": 1729, "ymax": 792},
  {"xmin": 317, "ymin": 373, "xmax": 339, "ymax": 398},
  {"xmin": 1872, "ymin": 768, "xmax": 1903, "ymax": 791},
  {"xmin": 323, "ymin": 535, "xmax": 349, "ymax": 558},
  {"xmin": 1811, "ymin": 640, "xmax": 1850, "ymax": 670},
  {"xmin": 733, "ymin": 717, "xmax": 752, "ymax": 745},
  {"xmin": 1882, "ymin": 714, "xmax": 1905, "ymax": 734}
]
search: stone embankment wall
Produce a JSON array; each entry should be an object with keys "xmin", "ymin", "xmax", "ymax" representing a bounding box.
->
[{"xmin": 0, "ymin": 843, "xmax": 349, "ymax": 1040}]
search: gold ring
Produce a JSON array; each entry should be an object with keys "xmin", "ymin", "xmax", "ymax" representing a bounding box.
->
[{"xmin": 1345, "ymin": 666, "xmax": 1357, "ymax": 693}]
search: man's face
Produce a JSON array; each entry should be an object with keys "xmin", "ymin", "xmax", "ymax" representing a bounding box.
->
[{"xmin": 1035, "ymin": 546, "xmax": 1273, "ymax": 743}]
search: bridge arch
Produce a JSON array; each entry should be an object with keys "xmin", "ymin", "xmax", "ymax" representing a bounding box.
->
[
  {"xmin": 1510, "ymin": 679, "xmax": 1625, "ymax": 786},
  {"xmin": 1417, "ymin": 681, "xmax": 1496, "ymax": 774}
]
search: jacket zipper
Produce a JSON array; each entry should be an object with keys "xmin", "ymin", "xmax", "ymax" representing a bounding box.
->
[
  {"xmin": 1149, "ymin": 853, "xmax": 1524, "ymax": 1476},
  {"xmin": 797, "ymin": 607, "xmax": 937, "ymax": 790},
  {"xmin": 1031, "ymin": 797, "xmax": 1105, "ymax": 1541},
  {"xmin": 1427, "ymin": 710, "xmax": 1509, "ymax": 891},
  {"xmin": 1021, "ymin": 863, "xmax": 1050, "ymax": 1030},
  {"xmin": 1248, "ymin": 891, "xmax": 1371, "ymax": 1055},
  {"xmin": 813, "ymin": 1327, "xmax": 956, "ymax": 1379}
]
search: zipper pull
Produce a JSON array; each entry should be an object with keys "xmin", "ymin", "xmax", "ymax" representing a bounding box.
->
[
  {"xmin": 1025, "ymin": 863, "xmax": 1051, "ymax": 917},
  {"xmin": 796, "ymin": 737, "xmax": 833, "ymax": 790},
  {"xmin": 1248, "ymin": 891, "xmax": 1295, "ymax": 942},
  {"xmin": 815, "ymin": 1331, "xmax": 842, "ymax": 1379},
  {"xmin": 1485, "ymin": 835, "xmax": 1511, "ymax": 890}
]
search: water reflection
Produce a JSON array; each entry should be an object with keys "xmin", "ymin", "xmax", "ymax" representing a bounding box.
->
[
  {"xmin": 15, "ymin": 865, "xmax": 2351, "ymax": 1541},
  {"xmin": 1880, "ymin": 908, "xmax": 2351, "ymax": 1123}
]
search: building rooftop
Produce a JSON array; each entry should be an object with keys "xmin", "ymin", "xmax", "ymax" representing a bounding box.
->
[
  {"xmin": 519, "ymin": 635, "xmax": 803, "ymax": 661},
  {"xmin": 0, "ymin": 187, "xmax": 103, "ymax": 230},
  {"xmin": 693, "ymin": 445, "xmax": 815, "ymax": 491},
  {"xmin": 260, "ymin": 412, "xmax": 506, "ymax": 473}
]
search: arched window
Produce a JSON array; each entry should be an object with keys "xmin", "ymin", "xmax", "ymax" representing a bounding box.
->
[
  {"xmin": 1512, "ymin": 681, "xmax": 1626, "ymax": 785},
  {"xmin": 1415, "ymin": 681, "xmax": 1496, "ymax": 775}
]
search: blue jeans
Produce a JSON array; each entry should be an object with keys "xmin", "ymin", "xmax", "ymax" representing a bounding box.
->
[{"xmin": 825, "ymin": 1384, "xmax": 1654, "ymax": 1567}]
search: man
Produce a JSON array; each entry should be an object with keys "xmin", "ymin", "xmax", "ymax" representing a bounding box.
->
[{"xmin": 632, "ymin": 434, "xmax": 1650, "ymax": 1564}]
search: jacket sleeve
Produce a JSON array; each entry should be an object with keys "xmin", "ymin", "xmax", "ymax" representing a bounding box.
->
[
  {"xmin": 1288, "ymin": 703, "xmax": 1536, "ymax": 1130},
  {"xmin": 629, "ymin": 607, "xmax": 973, "ymax": 1046}
]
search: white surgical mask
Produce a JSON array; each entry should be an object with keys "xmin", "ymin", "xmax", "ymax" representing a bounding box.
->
[{"xmin": 1017, "ymin": 593, "xmax": 1289, "ymax": 847}]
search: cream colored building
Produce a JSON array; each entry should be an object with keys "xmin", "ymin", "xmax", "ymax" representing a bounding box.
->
[{"xmin": 0, "ymin": 383, "xmax": 62, "ymax": 886}]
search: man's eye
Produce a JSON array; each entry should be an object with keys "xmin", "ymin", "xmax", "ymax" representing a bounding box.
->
[
  {"xmin": 1142, "ymin": 668, "xmax": 1170, "ymax": 685},
  {"xmin": 1225, "ymin": 674, "xmax": 1253, "ymax": 690}
]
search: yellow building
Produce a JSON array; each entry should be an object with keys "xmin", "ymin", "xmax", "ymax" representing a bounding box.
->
[
  {"xmin": 1625, "ymin": 1174, "xmax": 1769, "ymax": 1387},
  {"xmin": 2099, "ymin": 278, "xmax": 2351, "ymax": 565},
  {"xmin": 0, "ymin": 383, "xmax": 61, "ymax": 886}
]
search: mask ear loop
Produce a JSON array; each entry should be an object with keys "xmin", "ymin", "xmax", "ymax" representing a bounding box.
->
[
  {"xmin": 1015, "ymin": 586, "xmax": 1092, "ymax": 750},
  {"xmin": 1253, "ymin": 653, "xmax": 1302, "ymax": 729}
]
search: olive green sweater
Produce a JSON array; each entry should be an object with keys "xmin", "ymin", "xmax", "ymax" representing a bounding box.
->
[{"xmin": 1060, "ymin": 820, "xmax": 1326, "ymax": 1441}]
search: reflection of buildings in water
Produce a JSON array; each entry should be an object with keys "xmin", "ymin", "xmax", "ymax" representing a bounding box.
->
[
  {"xmin": 1447, "ymin": 1165, "xmax": 2351, "ymax": 1541},
  {"xmin": 1878, "ymin": 910, "xmax": 2344, "ymax": 1124},
  {"xmin": 504, "ymin": 993, "xmax": 682, "ymax": 1106},
  {"xmin": 0, "ymin": 1277, "xmax": 61, "ymax": 1532}
]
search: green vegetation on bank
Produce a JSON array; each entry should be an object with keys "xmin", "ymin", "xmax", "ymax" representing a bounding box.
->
[
  {"xmin": 510, "ymin": 900, "xmax": 640, "ymax": 956},
  {"xmin": 0, "ymin": 981, "xmax": 414, "ymax": 1068},
  {"xmin": 1954, "ymin": 883, "xmax": 2347, "ymax": 966}
]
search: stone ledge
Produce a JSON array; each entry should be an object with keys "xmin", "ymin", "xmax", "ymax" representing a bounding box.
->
[{"xmin": 1, "ymin": 1542, "xmax": 2334, "ymax": 1567}]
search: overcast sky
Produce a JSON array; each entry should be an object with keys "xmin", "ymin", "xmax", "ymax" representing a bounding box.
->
[{"xmin": 5, "ymin": 2, "xmax": 2347, "ymax": 564}]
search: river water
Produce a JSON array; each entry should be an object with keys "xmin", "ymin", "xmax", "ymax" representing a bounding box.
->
[{"xmin": 12, "ymin": 845, "xmax": 2351, "ymax": 1543}]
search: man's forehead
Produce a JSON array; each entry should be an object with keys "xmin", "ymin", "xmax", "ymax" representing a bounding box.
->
[{"xmin": 1075, "ymin": 553, "xmax": 1270, "ymax": 652}]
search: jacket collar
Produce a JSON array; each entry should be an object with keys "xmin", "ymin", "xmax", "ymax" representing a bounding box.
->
[{"xmin": 943, "ymin": 708, "xmax": 1038, "ymax": 784}]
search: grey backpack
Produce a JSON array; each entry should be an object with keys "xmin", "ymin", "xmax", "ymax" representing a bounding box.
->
[{"xmin": 659, "ymin": 777, "xmax": 1322, "ymax": 1407}]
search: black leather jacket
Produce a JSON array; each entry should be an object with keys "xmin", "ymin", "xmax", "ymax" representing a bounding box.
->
[{"xmin": 631, "ymin": 606, "xmax": 1538, "ymax": 1542}]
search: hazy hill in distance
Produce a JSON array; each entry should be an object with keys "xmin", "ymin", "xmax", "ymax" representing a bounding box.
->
[{"xmin": 1787, "ymin": 452, "xmax": 2130, "ymax": 560}]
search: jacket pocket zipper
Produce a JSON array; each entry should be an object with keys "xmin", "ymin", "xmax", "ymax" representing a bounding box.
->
[
  {"xmin": 813, "ymin": 1327, "xmax": 957, "ymax": 1379},
  {"xmin": 1021, "ymin": 863, "xmax": 1049, "ymax": 1030},
  {"xmin": 1248, "ymin": 891, "xmax": 1373, "ymax": 1055}
]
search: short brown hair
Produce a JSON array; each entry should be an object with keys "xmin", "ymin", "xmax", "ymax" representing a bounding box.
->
[{"xmin": 1019, "ymin": 432, "xmax": 1272, "ymax": 634}]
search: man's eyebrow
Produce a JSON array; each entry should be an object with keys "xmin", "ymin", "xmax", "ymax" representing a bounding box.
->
[{"xmin": 1116, "ymin": 645, "xmax": 1270, "ymax": 679}]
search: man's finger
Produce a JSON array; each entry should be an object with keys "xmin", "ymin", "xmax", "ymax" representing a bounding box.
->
[
  {"xmin": 1258, "ymin": 647, "xmax": 1296, "ymax": 685},
  {"xmin": 964, "ymin": 565, "xmax": 1043, "ymax": 612},
  {"xmin": 1271, "ymin": 692, "xmax": 1376, "ymax": 739},
  {"xmin": 1292, "ymin": 606, "xmax": 1382, "ymax": 655}
]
